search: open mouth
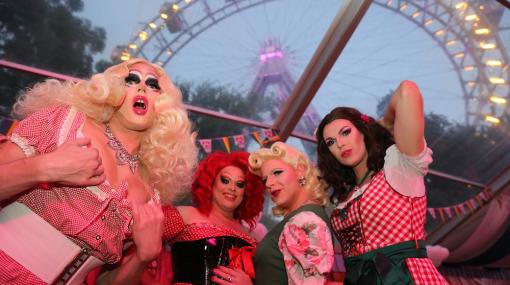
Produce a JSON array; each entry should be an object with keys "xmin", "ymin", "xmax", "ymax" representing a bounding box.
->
[{"xmin": 132, "ymin": 95, "xmax": 148, "ymax": 115}]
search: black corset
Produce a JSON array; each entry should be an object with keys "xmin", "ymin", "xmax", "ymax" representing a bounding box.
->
[{"xmin": 171, "ymin": 236, "xmax": 251, "ymax": 284}]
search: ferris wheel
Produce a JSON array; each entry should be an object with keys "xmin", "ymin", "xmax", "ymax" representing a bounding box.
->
[{"xmin": 115, "ymin": 0, "xmax": 510, "ymax": 128}]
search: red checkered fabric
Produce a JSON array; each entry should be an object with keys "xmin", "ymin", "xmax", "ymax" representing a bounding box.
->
[
  {"xmin": 162, "ymin": 205, "xmax": 186, "ymax": 240},
  {"xmin": 331, "ymin": 171, "xmax": 448, "ymax": 284},
  {"xmin": 0, "ymin": 251, "xmax": 46, "ymax": 285},
  {"xmin": 0, "ymin": 105, "xmax": 146, "ymax": 283},
  {"xmin": 174, "ymin": 222, "xmax": 257, "ymax": 246}
]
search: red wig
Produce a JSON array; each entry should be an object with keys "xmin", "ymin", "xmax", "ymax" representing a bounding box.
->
[{"xmin": 192, "ymin": 151, "xmax": 265, "ymax": 229}]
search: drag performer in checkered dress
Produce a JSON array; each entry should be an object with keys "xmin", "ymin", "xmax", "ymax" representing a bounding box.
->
[
  {"xmin": 316, "ymin": 81, "xmax": 448, "ymax": 284},
  {"xmin": 0, "ymin": 58, "xmax": 197, "ymax": 285}
]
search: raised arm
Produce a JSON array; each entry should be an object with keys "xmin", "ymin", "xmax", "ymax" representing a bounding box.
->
[{"xmin": 380, "ymin": 80, "xmax": 425, "ymax": 156}]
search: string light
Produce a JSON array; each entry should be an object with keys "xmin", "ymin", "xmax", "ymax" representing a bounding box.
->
[
  {"xmin": 489, "ymin": 96, "xmax": 507, "ymax": 104},
  {"xmin": 480, "ymin": 42, "xmax": 496, "ymax": 49},
  {"xmin": 486, "ymin": 60, "xmax": 502, "ymax": 67},
  {"xmin": 485, "ymin": 115, "xmax": 500, "ymax": 124},
  {"xmin": 475, "ymin": 28, "xmax": 490, "ymax": 35},
  {"xmin": 454, "ymin": 52, "xmax": 465, "ymax": 58},
  {"xmin": 489, "ymin": 77, "xmax": 505, "ymax": 84},
  {"xmin": 121, "ymin": 52, "xmax": 131, "ymax": 61},
  {"xmin": 465, "ymin": 14, "xmax": 479, "ymax": 21},
  {"xmin": 139, "ymin": 31, "xmax": 148, "ymax": 41},
  {"xmin": 455, "ymin": 2, "xmax": 468, "ymax": 9}
]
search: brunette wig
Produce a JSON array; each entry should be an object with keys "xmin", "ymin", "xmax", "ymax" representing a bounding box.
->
[{"xmin": 315, "ymin": 107, "xmax": 393, "ymax": 203}]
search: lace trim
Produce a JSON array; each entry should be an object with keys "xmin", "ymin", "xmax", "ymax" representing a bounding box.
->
[
  {"xmin": 335, "ymin": 183, "xmax": 368, "ymax": 210},
  {"xmin": 177, "ymin": 222, "xmax": 257, "ymax": 246},
  {"xmin": 9, "ymin": 133, "xmax": 35, "ymax": 157},
  {"xmin": 152, "ymin": 189, "xmax": 161, "ymax": 203},
  {"xmin": 58, "ymin": 106, "xmax": 77, "ymax": 146}
]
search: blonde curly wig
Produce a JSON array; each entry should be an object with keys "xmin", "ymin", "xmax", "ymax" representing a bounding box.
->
[
  {"xmin": 248, "ymin": 142, "xmax": 328, "ymax": 216},
  {"xmin": 12, "ymin": 58, "xmax": 198, "ymax": 203}
]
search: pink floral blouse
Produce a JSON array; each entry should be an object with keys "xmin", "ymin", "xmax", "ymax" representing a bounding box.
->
[{"xmin": 278, "ymin": 211, "xmax": 334, "ymax": 285}]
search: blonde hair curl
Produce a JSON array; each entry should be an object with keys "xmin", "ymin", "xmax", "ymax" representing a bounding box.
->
[
  {"xmin": 249, "ymin": 142, "xmax": 328, "ymax": 216},
  {"xmin": 12, "ymin": 58, "xmax": 198, "ymax": 204}
]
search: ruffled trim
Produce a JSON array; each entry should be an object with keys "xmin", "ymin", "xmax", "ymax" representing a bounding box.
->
[
  {"xmin": 58, "ymin": 107, "xmax": 77, "ymax": 146},
  {"xmin": 9, "ymin": 133, "xmax": 36, "ymax": 157},
  {"xmin": 175, "ymin": 222, "xmax": 256, "ymax": 246},
  {"xmin": 383, "ymin": 141, "xmax": 432, "ymax": 197},
  {"xmin": 335, "ymin": 172, "xmax": 382, "ymax": 211}
]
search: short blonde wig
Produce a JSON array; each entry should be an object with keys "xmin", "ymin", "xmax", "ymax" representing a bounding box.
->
[
  {"xmin": 248, "ymin": 142, "xmax": 328, "ymax": 216},
  {"xmin": 12, "ymin": 58, "xmax": 198, "ymax": 203}
]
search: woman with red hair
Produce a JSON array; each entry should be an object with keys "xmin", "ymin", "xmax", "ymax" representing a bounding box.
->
[{"xmin": 165, "ymin": 151, "xmax": 265, "ymax": 285}]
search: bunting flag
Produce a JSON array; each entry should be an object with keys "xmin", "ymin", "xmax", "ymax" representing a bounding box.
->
[
  {"xmin": 233, "ymin": 135, "xmax": 245, "ymax": 149},
  {"xmin": 453, "ymin": 206, "xmax": 461, "ymax": 219},
  {"xmin": 444, "ymin": 208, "xmax": 452, "ymax": 219},
  {"xmin": 196, "ymin": 129, "xmax": 275, "ymax": 153},
  {"xmin": 427, "ymin": 208, "xmax": 436, "ymax": 219},
  {"xmin": 199, "ymin": 139, "xmax": 212, "ymax": 154},
  {"xmin": 263, "ymin": 129, "xmax": 274, "ymax": 139},
  {"xmin": 438, "ymin": 208, "xmax": 445, "ymax": 223},
  {"xmin": 251, "ymin": 132, "xmax": 263, "ymax": 146},
  {"xmin": 222, "ymin": 137, "xmax": 231, "ymax": 153},
  {"xmin": 427, "ymin": 187, "xmax": 492, "ymax": 224},
  {"xmin": 7, "ymin": 121, "xmax": 18, "ymax": 135}
]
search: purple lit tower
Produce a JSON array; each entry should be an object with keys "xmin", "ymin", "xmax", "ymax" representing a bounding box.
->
[{"xmin": 249, "ymin": 39, "xmax": 322, "ymax": 155}]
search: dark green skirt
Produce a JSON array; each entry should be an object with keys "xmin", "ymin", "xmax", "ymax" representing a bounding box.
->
[{"xmin": 344, "ymin": 240, "xmax": 427, "ymax": 285}]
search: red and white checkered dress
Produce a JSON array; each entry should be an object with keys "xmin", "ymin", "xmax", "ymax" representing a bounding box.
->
[
  {"xmin": 331, "ymin": 165, "xmax": 448, "ymax": 283},
  {"xmin": 0, "ymin": 105, "xmax": 162, "ymax": 284}
]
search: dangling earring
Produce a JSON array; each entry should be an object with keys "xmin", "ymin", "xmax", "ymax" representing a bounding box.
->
[{"xmin": 298, "ymin": 176, "xmax": 307, "ymax": 187}]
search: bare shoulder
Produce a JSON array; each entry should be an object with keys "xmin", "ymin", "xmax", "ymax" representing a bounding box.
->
[{"xmin": 176, "ymin": 206, "xmax": 200, "ymax": 223}]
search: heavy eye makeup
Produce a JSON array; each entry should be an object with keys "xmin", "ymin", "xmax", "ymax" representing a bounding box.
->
[
  {"xmin": 125, "ymin": 73, "xmax": 141, "ymax": 85},
  {"xmin": 221, "ymin": 175, "xmax": 245, "ymax": 189},
  {"xmin": 145, "ymin": 77, "xmax": 161, "ymax": 90},
  {"xmin": 325, "ymin": 138, "xmax": 335, "ymax": 147},
  {"xmin": 125, "ymin": 72, "xmax": 161, "ymax": 91},
  {"xmin": 340, "ymin": 127, "xmax": 351, "ymax": 136},
  {"xmin": 220, "ymin": 176, "xmax": 230, "ymax": 184}
]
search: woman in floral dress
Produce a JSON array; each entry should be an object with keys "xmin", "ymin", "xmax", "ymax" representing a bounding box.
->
[
  {"xmin": 316, "ymin": 80, "xmax": 448, "ymax": 284},
  {"xmin": 249, "ymin": 142, "xmax": 334, "ymax": 284}
]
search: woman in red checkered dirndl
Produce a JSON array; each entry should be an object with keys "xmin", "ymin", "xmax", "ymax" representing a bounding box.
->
[{"xmin": 316, "ymin": 81, "xmax": 449, "ymax": 284}]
